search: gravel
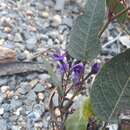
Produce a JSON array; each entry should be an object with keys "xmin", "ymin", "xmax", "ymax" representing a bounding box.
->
[{"xmin": 0, "ymin": 0, "xmax": 127, "ymax": 129}]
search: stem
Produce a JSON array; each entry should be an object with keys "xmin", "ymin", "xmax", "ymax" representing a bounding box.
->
[
  {"xmin": 98, "ymin": 7, "xmax": 130, "ymax": 38},
  {"xmin": 98, "ymin": 20, "xmax": 110, "ymax": 38}
]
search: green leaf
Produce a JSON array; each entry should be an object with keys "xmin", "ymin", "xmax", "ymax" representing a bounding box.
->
[
  {"xmin": 67, "ymin": 0, "xmax": 105, "ymax": 61},
  {"xmin": 65, "ymin": 98, "xmax": 95, "ymax": 130},
  {"xmin": 90, "ymin": 49, "xmax": 130, "ymax": 122},
  {"xmin": 106, "ymin": 0, "xmax": 127, "ymax": 23},
  {"xmin": 43, "ymin": 57, "xmax": 61, "ymax": 87}
]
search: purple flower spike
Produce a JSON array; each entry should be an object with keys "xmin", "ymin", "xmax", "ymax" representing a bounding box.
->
[
  {"xmin": 58, "ymin": 62, "xmax": 68, "ymax": 76},
  {"xmin": 53, "ymin": 53, "xmax": 68, "ymax": 75},
  {"xmin": 72, "ymin": 63, "xmax": 85, "ymax": 86},
  {"xmin": 53, "ymin": 54, "xmax": 64, "ymax": 62},
  {"xmin": 91, "ymin": 63, "xmax": 100, "ymax": 74}
]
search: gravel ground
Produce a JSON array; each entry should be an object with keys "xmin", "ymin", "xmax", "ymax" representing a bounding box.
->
[
  {"xmin": 0, "ymin": 0, "xmax": 129, "ymax": 130},
  {"xmin": 0, "ymin": 0, "xmax": 85, "ymax": 130}
]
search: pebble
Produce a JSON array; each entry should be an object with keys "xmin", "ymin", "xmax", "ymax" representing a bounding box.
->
[
  {"xmin": 42, "ymin": 11, "xmax": 49, "ymax": 18},
  {"xmin": 63, "ymin": 16, "xmax": 73, "ymax": 27},
  {"xmin": 26, "ymin": 37, "xmax": 37, "ymax": 51},
  {"xmin": 26, "ymin": 10, "xmax": 33, "ymax": 17},
  {"xmin": 0, "ymin": 107, "xmax": 4, "ymax": 115},
  {"xmin": 1, "ymin": 86, "xmax": 10, "ymax": 93},
  {"xmin": 33, "ymin": 83, "xmax": 45, "ymax": 92},
  {"xmin": 17, "ymin": 82, "xmax": 31, "ymax": 95},
  {"xmin": 0, "ymin": 119, "xmax": 7, "ymax": 130},
  {"xmin": 51, "ymin": 15, "xmax": 62, "ymax": 27},
  {"xmin": 14, "ymin": 33, "xmax": 23, "ymax": 42},
  {"xmin": 55, "ymin": 0, "xmax": 65, "ymax": 11},
  {"xmin": 52, "ymin": 93, "xmax": 59, "ymax": 106},
  {"xmin": 10, "ymin": 99, "xmax": 22, "ymax": 110},
  {"xmin": 4, "ymin": 26, "xmax": 12, "ymax": 33},
  {"xmin": 37, "ymin": 92, "xmax": 45, "ymax": 100}
]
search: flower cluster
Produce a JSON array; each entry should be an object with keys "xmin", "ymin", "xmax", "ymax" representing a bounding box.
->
[{"xmin": 53, "ymin": 53, "xmax": 100, "ymax": 87}]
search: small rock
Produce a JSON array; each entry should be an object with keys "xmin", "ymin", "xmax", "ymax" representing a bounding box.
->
[
  {"xmin": 0, "ymin": 93, "xmax": 4, "ymax": 103},
  {"xmin": 119, "ymin": 35, "xmax": 130, "ymax": 48},
  {"xmin": 2, "ymin": 103, "xmax": 11, "ymax": 112},
  {"xmin": 33, "ymin": 83, "xmax": 45, "ymax": 92},
  {"xmin": 55, "ymin": 0, "xmax": 65, "ymax": 11},
  {"xmin": 0, "ymin": 107, "xmax": 4, "ymax": 115},
  {"xmin": 0, "ymin": 39, "xmax": 5, "ymax": 45},
  {"xmin": 14, "ymin": 33, "xmax": 23, "ymax": 42},
  {"xmin": 5, "ymin": 90, "xmax": 14, "ymax": 98},
  {"xmin": 1, "ymin": 86, "xmax": 10, "ymax": 93},
  {"xmin": 29, "ymin": 79, "xmax": 38, "ymax": 88},
  {"xmin": 51, "ymin": 15, "xmax": 62, "ymax": 27},
  {"xmin": 26, "ymin": 73, "xmax": 38, "ymax": 81},
  {"xmin": 38, "ymin": 74, "xmax": 50, "ymax": 80},
  {"xmin": 37, "ymin": 92, "xmax": 45, "ymax": 100},
  {"xmin": 26, "ymin": 37, "xmax": 37, "ymax": 51},
  {"xmin": 26, "ymin": 90, "xmax": 37, "ymax": 101},
  {"xmin": 0, "ymin": 119, "xmax": 7, "ymax": 130},
  {"xmin": 4, "ymin": 27, "xmax": 12, "ymax": 33},
  {"xmin": 42, "ymin": 11, "xmax": 49, "ymax": 18},
  {"xmin": 47, "ymin": 39, "xmax": 53, "ymax": 46},
  {"xmin": 33, "ymin": 104, "xmax": 45, "ymax": 113},
  {"xmin": 52, "ymin": 93, "xmax": 59, "ymax": 106},
  {"xmin": 17, "ymin": 52, "xmax": 26, "ymax": 61},
  {"xmin": 63, "ymin": 16, "xmax": 73, "ymax": 27},
  {"xmin": 10, "ymin": 99, "xmax": 22, "ymax": 110},
  {"xmin": 0, "ymin": 77, "xmax": 8, "ymax": 86},
  {"xmin": 18, "ymin": 82, "xmax": 31, "ymax": 95},
  {"xmin": 26, "ymin": 10, "xmax": 33, "ymax": 17},
  {"xmin": 27, "ymin": 111, "xmax": 41, "ymax": 122}
]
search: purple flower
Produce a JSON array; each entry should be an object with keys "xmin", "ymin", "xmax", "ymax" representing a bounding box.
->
[
  {"xmin": 58, "ymin": 62, "xmax": 68, "ymax": 75},
  {"xmin": 72, "ymin": 63, "xmax": 85, "ymax": 86},
  {"xmin": 91, "ymin": 63, "xmax": 100, "ymax": 74},
  {"xmin": 53, "ymin": 53, "xmax": 68, "ymax": 75},
  {"xmin": 53, "ymin": 54, "xmax": 64, "ymax": 62}
]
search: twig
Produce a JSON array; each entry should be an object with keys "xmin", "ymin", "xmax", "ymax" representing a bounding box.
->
[{"xmin": 98, "ymin": 7, "xmax": 130, "ymax": 38}]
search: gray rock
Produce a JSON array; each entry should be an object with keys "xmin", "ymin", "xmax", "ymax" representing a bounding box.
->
[
  {"xmin": 2, "ymin": 103, "xmax": 11, "ymax": 112},
  {"xmin": 26, "ymin": 73, "xmax": 38, "ymax": 80},
  {"xmin": 33, "ymin": 103, "xmax": 45, "ymax": 114},
  {"xmin": 47, "ymin": 39, "xmax": 53, "ymax": 46},
  {"xmin": 0, "ymin": 119, "xmax": 7, "ymax": 130},
  {"xmin": 10, "ymin": 99, "xmax": 22, "ymax": 110},
  {"xmin": 17, "ymin": 52, "xmax": 27, "ymax": 61},
  {"xmin": 14, "ymin": 33, "xmax": 23, "ymax": 42},
  {"xmin": 38, "ymin": 74, "xmax": 50, "ymax": 80},
  {"xmin": 26, "ymin": 36, "xmax": 37, "ymax": 51},
  {"xmin": 63, "ymin": 16, "xmax": 73, "ymax": 27},
  {"xmin": 27, "ymin": 111, "xmax": 41, "ymax": 122},
  {"xmin": 3, "ymin": 112, "xmax": 10, "ymax": 119},
  {"xmin": 0, "ymin": 93, "xmax": 4, "ymax": 104},
  {"xmin": 26, "ymin": 90, "xmax": 37, "ymax": 101},
  {"xmin": 33, "ymin": 83, "xmax": 45, "ymax": 92},
  {"xmin": 0, "ymin": 78, "xmax": 8, "ymax": 86},
  {"xmin": 18, "ymin": 82, "xmax": 31, "ymax": 95},
  {"xmin": 4, "ymin": 41, "xmax": 15, "ymax": 49},
  {"xmin": 52, "ymin": 93, "xmax": 59, "ymax": 106},
  {"xmin": 55, "ymin": 0, "xmax": 65, "ymax": 11}
]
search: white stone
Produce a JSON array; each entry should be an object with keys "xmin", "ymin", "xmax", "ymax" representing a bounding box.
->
[
  {"xmin": 119, "ymin": 35, "xmax": 130, "ymax": 48},
  {"xmin": 0, "ymin": 108, "xmax": 4, "ymax": 115},
  {"xmin": 51, "ymin": 15, "xmax": 62, "ymax": 27}
]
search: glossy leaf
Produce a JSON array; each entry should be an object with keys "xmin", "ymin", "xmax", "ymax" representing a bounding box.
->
[
  {"xmin": 67, "ymin": 0, "xmax": 105, "ymax": 61},
  {"xmin": 90, "ymin": 49, "xmax": 130, "ymax": 122},
  {"xmin": 65, "ymin": 98, "xmax": 94, "ymax": 130}
]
